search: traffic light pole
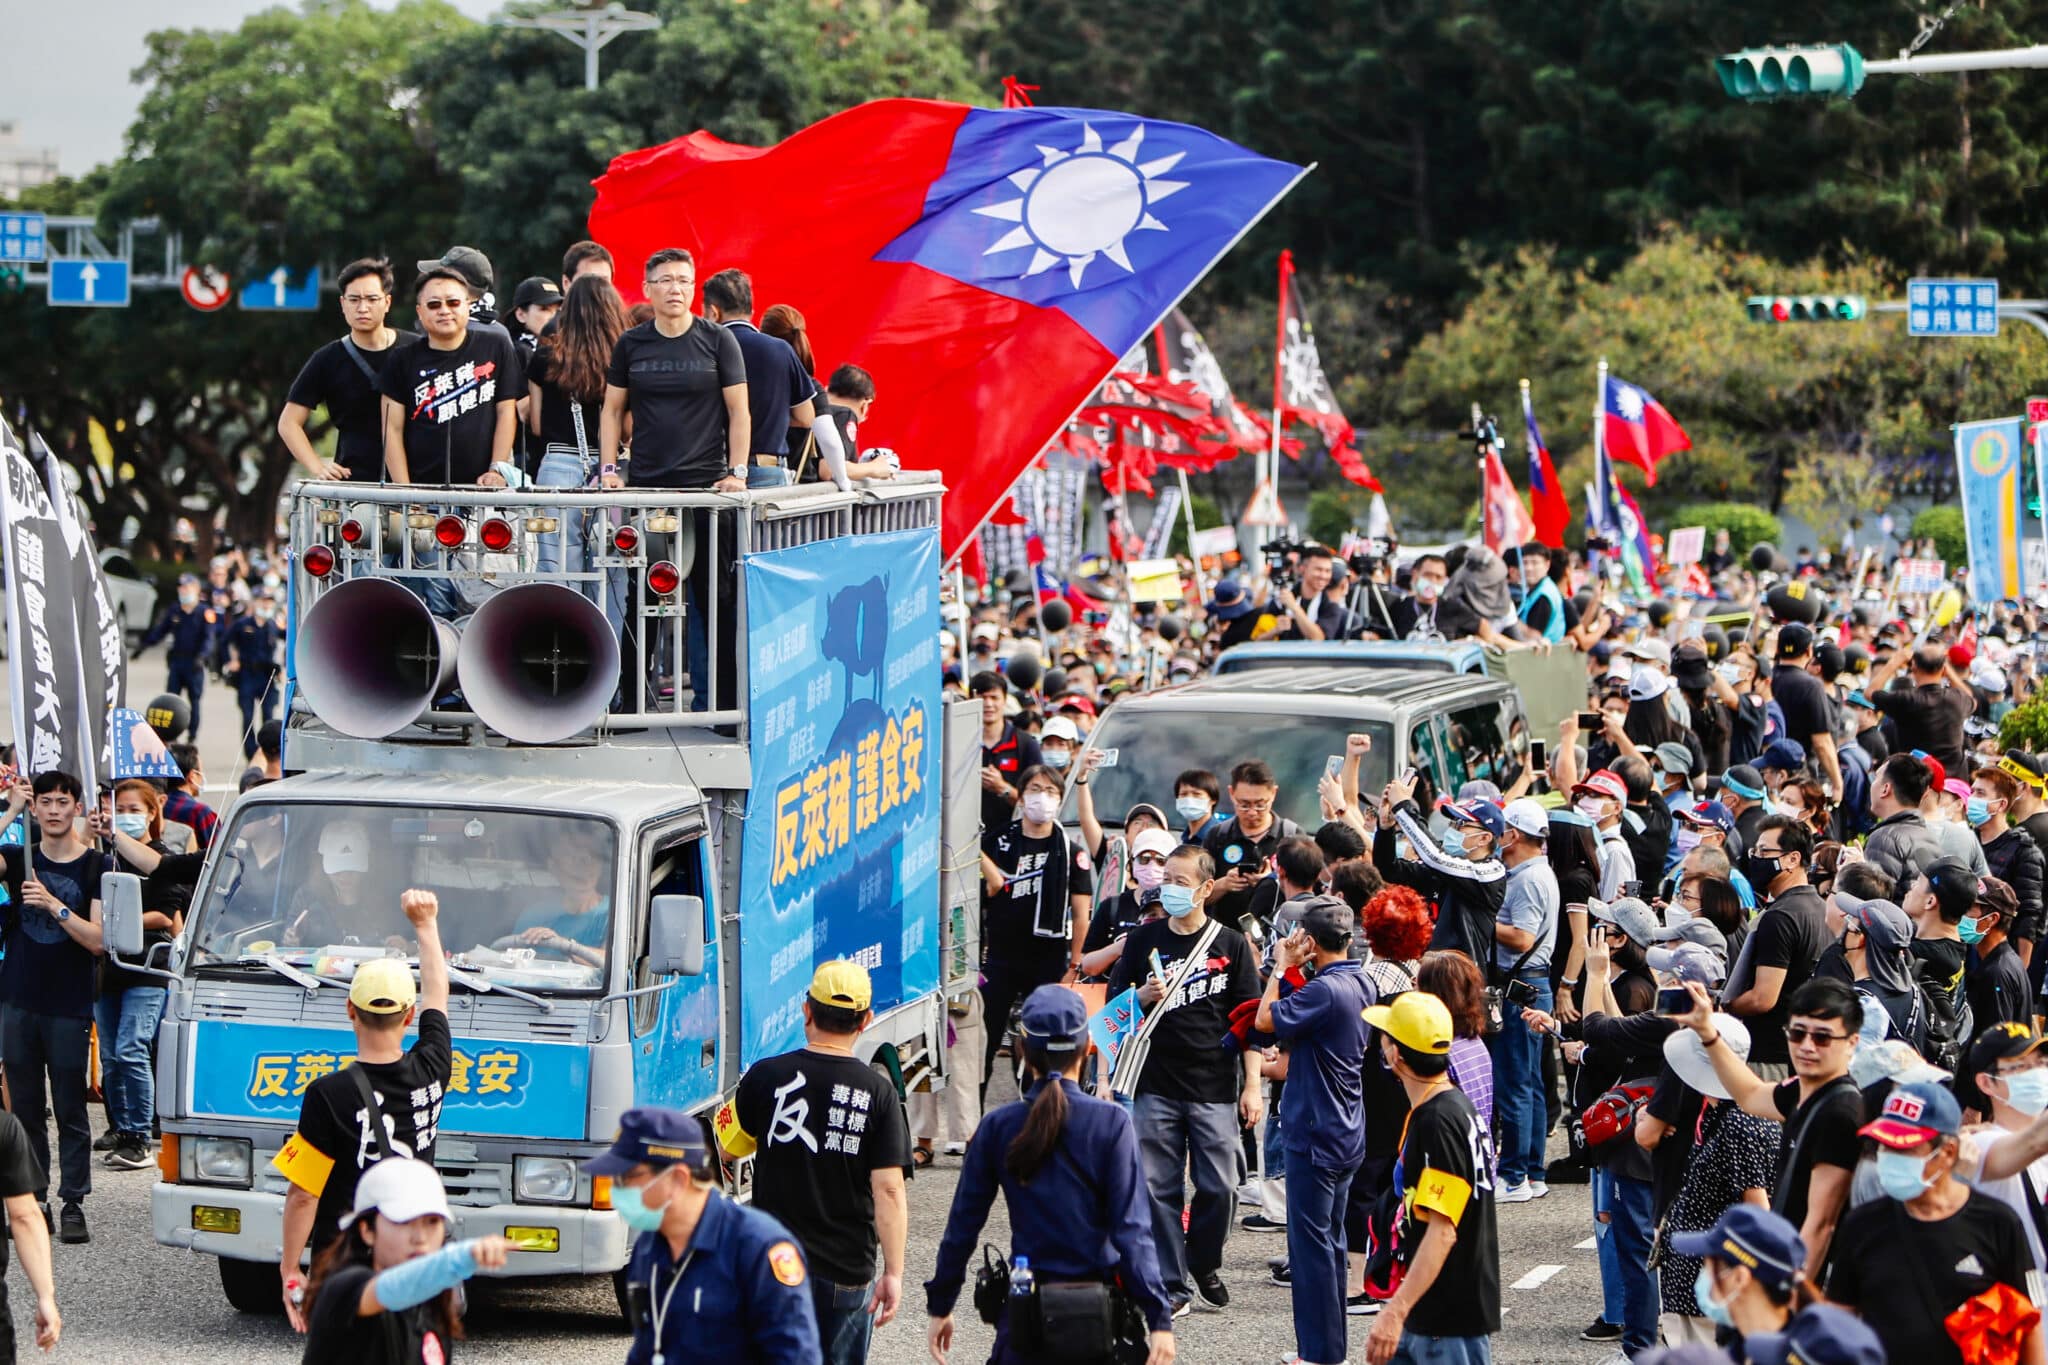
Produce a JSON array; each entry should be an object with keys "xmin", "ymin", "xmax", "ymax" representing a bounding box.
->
[
  {"xmin": 1870, "ymin": 299, "xmax": 2048, "ymax": 344},
  {"xmin": 1863, "ymin": 45, "xmax": 2048, "ymax": 76}
]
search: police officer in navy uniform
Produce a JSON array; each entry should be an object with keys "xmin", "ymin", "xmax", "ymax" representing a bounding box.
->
[
  {"xmin": 215, "ymin": 593, "xmax": 283, "ymax": 759},
  {"xmin": 586, "ymin": 1107, "xmax": 821, "ymax": 1364},
  {"xmin": 136, "ymin": 575, "xmax": 218, "ymax": 738},
  {"xmin": 926, "ymin": 984, "xmax": 1176, "ymax": 1365}
]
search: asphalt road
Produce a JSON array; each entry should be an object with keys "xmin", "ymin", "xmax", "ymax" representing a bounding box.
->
[{"xmin": 3, "ymin": 654, "xmax": 1614, "ymax": 1362}]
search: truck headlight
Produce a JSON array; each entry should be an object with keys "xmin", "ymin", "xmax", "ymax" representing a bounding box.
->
[
  {"xmin": 192, "ymin": 1137, "xmax": 253, "ymax": 1187},
  {"xmin": 514, "ymin": 1156, "xmax": 577, "ymax": 1204}
]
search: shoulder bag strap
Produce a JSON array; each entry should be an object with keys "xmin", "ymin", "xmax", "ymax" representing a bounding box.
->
[
  {"xmin": 1112, "ymin": 921, "xmax": 1226, "ymax": 1094},
  {"xmin": 338, "ymin": 335, "xmax": 379, "ymax": 384},
  {"xmin": 348, "ymin": 1062, "xmax": 397, "ymax": 1162}
]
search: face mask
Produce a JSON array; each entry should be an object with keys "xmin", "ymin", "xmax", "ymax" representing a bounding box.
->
[
  {"xmin": 1022, "ymin": 791, "xmax": 1060, "ymax": 824},
  {"xmin": 1158, "ymin": 884, "xmax": 1198, "ymax": 919},
  {"xmin": 1440, "ymin": 826, "xmax": 1469, "ymax": 856},
  {"xmin": 1043, "ymin": 749, "xmax": 1071, "ymax": 770},
  {"xmin": 1665, "ymin": 905, "xmax": 1693, "ymax": 931},
  {"xmin": 1575, "ymin": 798, "xmax": 1606, "ymax": 819},
  {"xmin": 1959, "ymin": 916, "xmax": 1988, "ymax": 946},
  {"xmin": 1716, "ymin": 663, "xmax": 1743, "ymax": 686},
  {"xmin": 1875, "ymin": 1148, "xmax": 1935, "ymax": 1202},
  {"xmin": 1133, "ymin": 862, "xmax": 1166, "ymax": 892},
  {"xmin": 1674, "ymin": 828, "xmax": 1702, "ymax": 854},
  {"xmin": 1693, "ymin": 1265, "xmax": 1735, "ymax": 1329},
  {"xmin": 1175, "ymin": 796, "xmax": 1212, "ymax": 824},
  {"xmin": 113, "ymin": 813, "xmax": 149, "ymax": 839},
  {"xmin": 611, "ymin": 1181, "xmax": 669, "ymax": 1233},
  {"xmin": 2006, "ymin": 1070, "xmax": 2048, "ymax": 1116},
  {"xmin": 178, "ymin": 593, "xmax": 198, "ymax": 609},
  {"xmin": 1414, "ymin": 579, "xmax": 1441, "ymax": 602},
  {"xmin": 1743, "ymin": 853, "xmax": 1782, "ymax": 890},
  {"xmin": 1966, "ymin": 797, "xmax": 1994, "ymax": 827}
]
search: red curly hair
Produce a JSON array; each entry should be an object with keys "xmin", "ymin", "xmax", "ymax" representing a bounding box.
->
[{"xmin": 1362, "ymin": 884, "xmax": 1433, "ymax": 963}]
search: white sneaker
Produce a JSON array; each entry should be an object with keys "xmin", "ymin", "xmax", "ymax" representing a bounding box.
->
[
  {"xmin": 1238, "ymin": 1179, "xmax": 1263, "ymax": 1202},
  {"xmin": 942, "ymin": 1142, "xmax": 965, "ymax": 1156},
  {"xmin": 1498, "ymin": 1179, "xmax": 1534, "ymax": 1204},
  {"xmin": 1528, "ymin": 1180, "xmax": 1549, "ymax": 1199}
]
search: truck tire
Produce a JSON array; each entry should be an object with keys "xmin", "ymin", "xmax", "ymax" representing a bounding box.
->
[
  {"xmin": 613, "ymin": 1266, "xmax": 635, "ymax": 1325},
  {"xmin": 219, "ymin": 1256, "xmax": 286, "ymax": 1315}
]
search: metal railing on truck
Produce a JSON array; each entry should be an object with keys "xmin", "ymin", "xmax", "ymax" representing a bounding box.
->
[{"xmin": 285, "ymin": 474, "xmax": 942, "ymax": 742}]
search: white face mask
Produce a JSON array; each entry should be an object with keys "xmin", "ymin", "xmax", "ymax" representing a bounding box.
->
[
  {"xmin": 1022, "ymin": 791, "xmax": 1060, "ymax": 824},
  {"xmin": 1414, "ymin": 578, "xmax": 1442, "ymax": 602}
]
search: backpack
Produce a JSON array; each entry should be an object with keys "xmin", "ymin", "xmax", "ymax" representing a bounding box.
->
[{"xmin": 1911, "ymin": 960, "xmax": 1967, "ymax": 1073}]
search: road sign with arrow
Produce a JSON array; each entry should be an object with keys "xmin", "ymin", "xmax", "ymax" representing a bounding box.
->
[
  {"xmin": 48, "ymin": 258, "xmax": 130, "ymax": 307},
  {"xmin": 239, "ymin": 266, "xmax": 320, "ymax": 311}
]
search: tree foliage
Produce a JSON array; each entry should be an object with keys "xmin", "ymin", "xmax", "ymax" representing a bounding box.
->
[
  {"xmin": 1912, "ymin": 505, "xmax": 1969, "ymax": 569},
  {"xmin": 1671, "ymin": 503, "xmax": 1781, "ymax": 555}
]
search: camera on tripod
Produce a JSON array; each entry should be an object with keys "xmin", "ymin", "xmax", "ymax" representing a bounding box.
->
[
  {"xmin": 1261, "ymin": 538, "xmax": 1308, "ymax": 593},
  {"xmin": 1347, "ymin": 537, "xmax": 1393, "ymax": 578}
]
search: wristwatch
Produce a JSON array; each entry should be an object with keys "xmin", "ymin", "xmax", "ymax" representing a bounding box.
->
[
  {"xmin": 51, "ymin": 905, "xmax": 69, "ymax": 922},
  {"xmin": 728, "ymin": 465, "xmax": 748, "ymax": 481}
]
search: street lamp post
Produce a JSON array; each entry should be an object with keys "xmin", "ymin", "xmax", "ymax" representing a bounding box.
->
[{"xmin": 497, "ymin": 2, "xmax": 662, "ymax": 91}]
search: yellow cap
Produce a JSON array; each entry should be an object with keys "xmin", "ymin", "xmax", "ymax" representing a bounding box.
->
[
  {"xmin": 712, "ymin": 1097, "xmax": 756, "ymax": 1158},
  {"xmin": 1363, "ymin": 991, "xmax": 1454, "ymax": 1054},
  {"xmin": 809, "ymin": 960, "xmax": 873, "ymax": 1011},
  {"xmin": 349, "ymin": 958, "xmax": 418, "ymax": 1015}
]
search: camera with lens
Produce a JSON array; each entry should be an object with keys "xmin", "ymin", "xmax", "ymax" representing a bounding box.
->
[
  {"xmin": 1261, "ymin": 538, "xmax": 1307, "ymax": 593},
  {"xmin": 1347, "ymin": 536, "xmax": 1393, "ymax": 578}
]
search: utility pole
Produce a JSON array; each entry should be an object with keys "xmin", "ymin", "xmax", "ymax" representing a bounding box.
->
[{"xmin": 497, "ymin": 2, "xmax": 661, "ymax": 91}]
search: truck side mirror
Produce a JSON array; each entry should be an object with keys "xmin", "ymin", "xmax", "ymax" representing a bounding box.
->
[
  {"xmin": 102, "ymin": 872, "xmax": 145, "ymax": 960},
  {"xmin": 648, "ymin": 894, "xmax": 704, "ymax": 977}
]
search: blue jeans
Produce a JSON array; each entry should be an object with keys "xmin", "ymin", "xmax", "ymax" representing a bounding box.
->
[
  {"xmin": 1488, "ymin": 972, "xmax": 1552, "ymax": 1185},
  {"xmin": 1134, "ymin": 1094, "xmax": 1242, "ymax": 1297},
  {"xmin": 95, "ymin": 987, "xmax": 166, "ymax": 1138},
  {"xmin": 1281, "ymin": 1157, "xmax": 1352, "ymax": 1365},
  {"xmin": 534, "ymin": 450, "xmax": 593, "ymax": 586},
  {"xmin": 746, "ymin": 464, "xmax": 792, "ymax": 489},
  {"xmin": 1591, "ymin": 1167, "xmax": 1658, "ymax": 1355},
  {"xmin": 1390, "ymin": 1333, "xmax": 1493, "ymax": 1365},
  {"xmin": 811, "ymin": 1276, "xmax": 874, "ymax": 1365}
]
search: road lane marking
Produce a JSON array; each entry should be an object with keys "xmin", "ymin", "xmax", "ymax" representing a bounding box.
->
[
  {"xmin": 1575, "ymin": 1237, "xmax": 1596, "ymax": 1250},
  {"xmin": 1511, "ymin": 1264, "xmax": 1564, "ymax": 1290}
]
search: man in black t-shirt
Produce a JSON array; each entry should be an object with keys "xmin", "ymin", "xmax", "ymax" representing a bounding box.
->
[
  {"xmin": 1832, "ymin": 1080, "xmax": 2039, "ymax": 1365},
  {"xmin": 279, "ymin": 257, "xmax": 416, "ymax": 482},
  {"xmin": 274, "ymin": 890, "xmax": 452, "ymax": 1332},
  {"xmin": 1107, "ymin": 843, "xmax": 1261, "ymax": 1313},
  {"xmin": 1721, "ymin": 815, "xmax": 1829, "ymax": 1071},
  {"xmin": 1865, "ymin": 642, "xmax": 1976, "ymax": 778},
  {"xmin": 376, "ymin": 267, "xmax": 520, "ymax": 487},
  {"xmin": 0, "ymin": 770, "xmax": 106, "ymax": 1245},
  {"xmin": 1200, "ymin": 759, "xmax": 1299, "ymax": 930},
  {"xmin": 1773, "ymin": 624, "xmax": 1842, "ymax": 801},
  {"xmin": 723, "ymin": 962, "xmax": 909, "ymax": 1365},
  {"xmin": 702, "ymin": 268, "xmax": 815, "ymax": 487},
  {"xmin": 978, "ymin": 767, "xmax": 1094, "ymax": 1096}
]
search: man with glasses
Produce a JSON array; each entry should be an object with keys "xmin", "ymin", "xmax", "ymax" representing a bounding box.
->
[
  {"xmin": 375, "ymin": 266, "xmax": 520, "ymax": 488},
  {"xmin": 1672, "ymin": 975, "xmax": 1866, "ymax": 1281},
  {"xmin": 278, "ymin": 258, "xmax": 416, "ymax": 482},
  {"xmin": 1720, "ymin": 815, "xmax": 1830, "ymax": 1079}
]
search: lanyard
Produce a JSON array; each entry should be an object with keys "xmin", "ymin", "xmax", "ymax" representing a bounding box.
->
[{"xmin": 649, "ymin": 1246, "xmax": 697, "ymax": 1365}]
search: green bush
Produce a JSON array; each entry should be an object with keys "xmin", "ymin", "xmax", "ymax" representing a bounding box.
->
[
  {"xmin": 2001, "ymin": 695, "xmax": 2048, "ymax": 755},
  {"xmin": 1911, "ymin": 506, "xmax": 1968, "ymax": 570},
  {"xmin": 1670, "ymin": 502, "xmax": 1782, "ymax": 555},
  {"xmin": 1308, "ymin": 489, "xmax": 1367, "ymax": 547}
]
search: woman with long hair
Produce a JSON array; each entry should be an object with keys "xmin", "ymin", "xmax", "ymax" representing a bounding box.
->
[
  {"xmin": 1417, "ymin": 949, "xmax": 1494, "ymax": 1130},
  {"xmin": 1548, "ymin": 809, "xmax": 1603, "ymax": 1013},
  {"xmin": 927, "ymin": 985, "xmax": 1175, "ymax": 1365},
  {"xmin": 300, "ymin": 1158, "xmax": 511, "ymax": 1364},
  {"xmin": 527, "ymin": 274, "xmax": 629, "ymax": 582},
  {"xmin": 90, "ymin": 779, "xmax": 188, "ymax": 1169}
]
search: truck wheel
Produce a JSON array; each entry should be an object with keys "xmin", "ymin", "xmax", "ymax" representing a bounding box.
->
[
  {"xmin": 613, "ymin": 1267, "xmax": 634, "ymax": 1324},
  {"xmin": 219, "ymin": 1256, "xmax": 285, "ymax": 1315}
]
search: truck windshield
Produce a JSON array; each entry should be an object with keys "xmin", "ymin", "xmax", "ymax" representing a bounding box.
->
[
  {"xmin": 1063, "ymin": 712, "xmax": 1394, "ymax": 833},
  {"xmin": 188, "ymin": 804, "xmax": 618, "ymax": 993}
]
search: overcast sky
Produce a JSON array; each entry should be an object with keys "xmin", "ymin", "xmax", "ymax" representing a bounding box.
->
[{"xmin": 4, "ymin": 0, "xmax": 498, "ymax": 176}]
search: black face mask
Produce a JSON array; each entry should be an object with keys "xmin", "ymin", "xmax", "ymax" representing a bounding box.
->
[{"xmin": 1743, "ymin": 852, "xmax": 1784, "ymax": 892}]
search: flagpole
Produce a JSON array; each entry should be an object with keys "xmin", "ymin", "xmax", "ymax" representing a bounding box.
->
[
  {"xmin": 1594, "ymin": 357, "xmax": 1611, "ymax": 591},
  {"xmin": 1176, "ymin": 465, "xmax": 1209, "ymax": 608},
  {"xmin": 1264, "ymin": 251, "xmax": 1289, "ymax": 570}
]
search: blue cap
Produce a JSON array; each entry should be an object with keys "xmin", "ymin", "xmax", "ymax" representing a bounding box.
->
[
  {"xmin": 582, "ymin": 1106, "xmax": 712, "ymax": 1176},
  {"xmin": 1018, "ymin": 984, "xmax": 1087, "ymax": 1051},
  {"xmin": 1846, "ymin": 689, "xmax": 1876, "ymax": 711},
  {"xmin": 1442, "ymin": 798, "xmax": 1505, "ymax": 839},
  {"xmin": 1678, "ymin": 799, "xmax": 1736, "ymax": 834},
  {"xmin": 1760, "ymin": 737, "xmax": 1807, "ymax": 773},
  {"xmin": 1716, "ymin": 765, "xmax": 1766, "ymax": 801},
  {"xmin": 1745, "ymin": 1304, "xmax": 1886, "ymax": 1365},
  {"xmin": 1670, "ymin": 1204, "xmax": 1806, "ymax": 1295},
  {"xmin": 1205, "ymin": 579, "xmax": 1254, "ymax": 621}
]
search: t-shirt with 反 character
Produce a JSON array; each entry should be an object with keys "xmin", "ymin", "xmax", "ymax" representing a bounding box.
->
[
  {"xmin": 1392, "ymin": 1084, "xmax": 1501, "ymax": 1337},
  {"xmin": 272, "ymin": 1009, "xmax": 453, "ymax": 1257},
  {"xmin": 1107, "ymin": 917, "xmax": 1259, "ymax": 1103},
  {"xmin": 376, "ymin": 330, "xmax": 522, "ymax": 485},
  {"xmin": 733, "ymin": 1048, "xmax": 912, "ymax": 1286},
  {"xmin": 286, "ymin": 332, "xmax": 420, "ymax": 480},
  {"xmin": 981, "ymin": 824, "xmax": 1093, "ymax": 966},
  {"xmin": 604, "ymin": 319, "xmax": 747, "ymax": 489}
]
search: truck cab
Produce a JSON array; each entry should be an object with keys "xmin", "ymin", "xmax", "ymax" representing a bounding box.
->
[{"xmin": 147, "ymin": 474, "xmax": 980, "ymax": 1314}]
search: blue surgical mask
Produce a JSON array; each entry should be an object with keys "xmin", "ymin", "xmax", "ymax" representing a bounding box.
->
[
  {"xmin": 114, "ymin": 813, "xmax": 149, "ymax": 840},
  {"xmin": 611, "ymin": 1181, "xmax": 668, "ymax": 1233},
  {"xmin": 1175, "ymin": 795, "xmax": 1212, "ymax": 824},
  {"xmin": 1440, "ymin": 826, "xmax": 1468, "ymax": 857},
  {"xmin": 1159, "ymin": 884, "xmax": 1198, "ymax": 919},
  {"xmin": 1966, "ymin": 796, "xmax": 1993, "ymax": 828},
  {"xmin": 1959, "ymin": 916, "xmax": 1988, "ymax": 946},
  {"xmin": 1043, "ymin": 749, "xmax": 1071, "ymax": 770},
  {"xmin": 2005, "ymin": 1071, "xmax": 2048, "ymax": 1116},
  {"xmin": 1875, "ymin": 1148, "xmax": 1934, "ymax": 1201},
  {"xmin": 1693, "ymin": 1265, "xmax": 1734, "ymax": 1329}
]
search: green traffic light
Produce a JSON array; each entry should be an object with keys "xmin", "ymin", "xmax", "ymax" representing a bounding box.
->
[{"xmin": 1716, "ymin": 44, "xmax": 1865, "ymax": 101}]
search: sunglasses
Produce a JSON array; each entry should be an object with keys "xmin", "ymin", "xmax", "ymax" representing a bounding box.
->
[
  {"xmin": 419, "ymin": 298, "xmax": 468, "ymax": 312},
  {"xmin": 1785, "ymin": 1025, "xmax": 1850, "ymax": 1046}
]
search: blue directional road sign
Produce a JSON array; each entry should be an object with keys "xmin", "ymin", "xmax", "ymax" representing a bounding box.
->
[
  {"xmin": 240, "ymin": 266, "xmax": 320, "ymax": 311},
  {"xmin": 47, "ymin": 258, "xmax": 130, "ymax": 308},
  {"xmin": 1909, "ymin": 278, "xmax": 1998, "ymax": 337},
  {"xmin": 0, "ymin": 212, "xmax": 46, "ymax": 264}
]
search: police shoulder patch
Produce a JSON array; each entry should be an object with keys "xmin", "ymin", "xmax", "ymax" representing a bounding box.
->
[{"xmin": 767, "ymin": 1239, "xmax": 805, "ymax": 1287}]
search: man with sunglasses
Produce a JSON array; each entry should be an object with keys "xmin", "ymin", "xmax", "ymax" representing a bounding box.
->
[
  {"xmin": 1672, "ymin": 975, "xmax": 1866, "ymax": 1281},
  {"xmin": 376, "ymin": 266, "xmax": 521, "ymax": 488}
]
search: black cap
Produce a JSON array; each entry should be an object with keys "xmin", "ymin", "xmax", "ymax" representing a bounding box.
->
[
  {"xmin": 513, "ymin": 276, "xmax": 563, "ymax": 310},
  {"xmin": 1297, "ymin": 895, "xmax": 1355, "ymax": 948},
  {"xmin": 416, "ymin": 245, "xmax": 494, "ymax": 294},
  {"xmin": 1969, "ymin": 1020, "xmax": 2048, "ymax": 1076},
  {"xmin": 1775, "ymin": 621, "xmax": 1814, "ymax": 660}
]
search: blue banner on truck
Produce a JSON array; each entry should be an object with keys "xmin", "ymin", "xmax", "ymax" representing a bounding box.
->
[
  {"xmin": 739, "ymin": 527, "xmax": 943, "ymax": 1064},
  {"xmin": 188, "ymin": 1021, "xmax": 591, "ymax": 1140}
]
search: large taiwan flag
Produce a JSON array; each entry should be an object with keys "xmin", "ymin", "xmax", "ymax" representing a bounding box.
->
[
  {"xmin": 1600, "ymin": 374, "xmax": 1691, "ymax": 486},
  {"xmin": 588, "ymin": 101, "xmax": 1305, "ymax": 556}
]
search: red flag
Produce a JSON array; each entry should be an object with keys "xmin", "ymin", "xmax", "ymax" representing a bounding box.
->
[
  {"xmin": 588, "ymin": 101, "xmax": 1304, "ymax": 556},
  {"xmin": 1601, "ymin": 375, "xmax": 1690, "ymax": 486},
  {"xmin": 1481, "ymin": 449, "xmax": 1535, "ymax": 553}
]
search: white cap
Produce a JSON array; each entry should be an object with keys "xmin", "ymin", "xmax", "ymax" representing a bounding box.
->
[
  {"xmin": 971, "ymin": 623, "xmax": 999, "ymax": 642},
  {"xmin": 1624, "ymin": 638, "xmax": 1672, "ymax": 667},
  {"xmin": 318, "ymin": 821, "xmax": 370, "ymax": 875},
  {"xmin": 1628, "ymin": 666, "xmax": 1671, "ymax": 701},
  {"xmin": 1130, "ymin": 828, "xmax": 1179, "ymax": 861},
  {"xmin": 1041, "ymin": 716, "xmax": 1081, "ymax": 744},
  {"xmin": 337, "ymin": 1156, "xmax": 451, "ymax": 1230},
  {"xmin": 1663, "ymin": 1014, "xmax": 1750, "ymax": 1100},
  {"xmin": 1502, "ymin": 797, "xmax": 1549, "ymax": 838}
]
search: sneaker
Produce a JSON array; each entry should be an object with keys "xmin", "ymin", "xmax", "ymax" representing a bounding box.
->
[
  {"xmin": 1241, "ymin": 1212, "xmax": 1286, "ymax": 1233},
  {"xmin": 1192, "ymin": 1271, "xmax": 1229, "ymax": 1312},
  {"xmin": 1498, "ymin": 1179, "xmax": 1535, "ymax": 1204},
  {"xmin": 1170, "ymin": 1296, "xmax": 1193, "ymax": 1320},
  {"xmin": 1268, "ymin": 1262, "xmax": 1292, "ymax": 1288},
  {"xmin": 1347, "ymin": 1291, "xmax": 1382, "ymax": 1316},
  {"xmin": 1237, "ymin": 1179, "xmax": 1263, "ymax": 1203},
  {"xmin": 106, "ymin": 1136, "xmax": 151, "ymax": 1171},
  {"xmin": 92, "ymin": 1131, "xmax": 119, "ymax": 1153},
  {"xmin": 1266, "ymin": 1253, "xmax": 1289, "ymax": 1273},
  {"xmin": 1528, "ymin": 1180, "xmax": 1550, "ymax": 1199},
  {"xmin": 1581, "ymin": 1318, "xmax": 1623, "ymax": 1343},
  {"xmin": 58, "ymin": 1202, "xmax": 87, "ymax": 1245},
  {"xmin": 942, "ymin": 1142, "xmax": 965, "ymax": 1156}
]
